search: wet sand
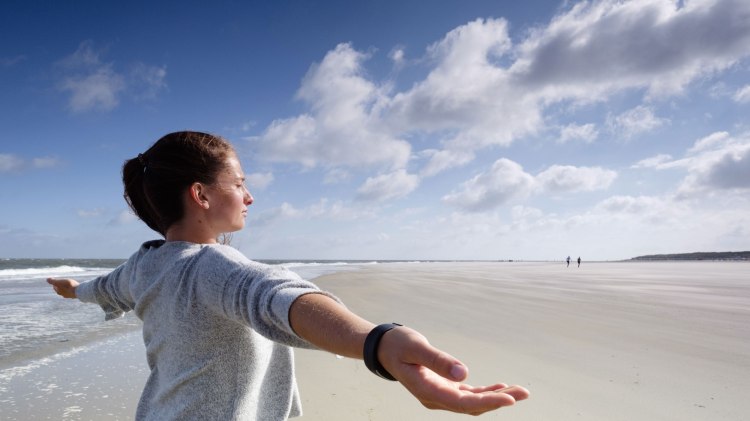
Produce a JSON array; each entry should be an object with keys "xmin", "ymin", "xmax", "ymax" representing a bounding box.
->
[{"xmin": 3, "ymin": 261, "xmax": 748, "ymax": 420}]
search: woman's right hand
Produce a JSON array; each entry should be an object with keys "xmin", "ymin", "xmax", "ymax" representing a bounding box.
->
[{"xmin": 47, "ymin": 278, "xmax": 80, "ymax": 299}]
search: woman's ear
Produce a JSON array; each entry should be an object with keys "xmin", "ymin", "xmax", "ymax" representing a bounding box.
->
[{"xmin": 188, "ymin": 182, "xmax": 210, "ymax": 209}]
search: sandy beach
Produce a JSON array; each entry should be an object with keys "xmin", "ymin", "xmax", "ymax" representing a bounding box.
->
[
  {"xmin": 2, "ymin": 261, "xmax": 748, "ymax": 420},
  {"xmin": 296, "ymin": 261, "xmax": 749, "ymax": 421}
]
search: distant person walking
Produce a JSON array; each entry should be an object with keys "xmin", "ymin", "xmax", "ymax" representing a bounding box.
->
[
  {"xmin": 566, "ymin": 256, "xmax": 571, "ymax": 267},
  {"xmin": 577, "ymin": 257, "xmax": 581, "ymax": 268}
]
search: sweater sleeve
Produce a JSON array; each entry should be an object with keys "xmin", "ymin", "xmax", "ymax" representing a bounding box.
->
[
  {"xmin": 76, "ymin": 255, "xmax": 137, "ymax": 321},
  {"xmin": 200, "ymin": 246, "xmax": 341, "ymax": 348}
]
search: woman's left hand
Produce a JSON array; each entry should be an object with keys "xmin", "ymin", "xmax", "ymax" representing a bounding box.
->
[{"xmin": 378, "ymin": 326, "xmax": 530, "ymax": 415}]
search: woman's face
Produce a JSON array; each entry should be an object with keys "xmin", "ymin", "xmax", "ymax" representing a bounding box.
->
[{"xmin": 203, "ymin": 156, "xmax": 254, "ymax": 234}]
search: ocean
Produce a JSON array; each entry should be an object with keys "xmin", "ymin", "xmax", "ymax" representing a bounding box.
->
[{"xmin": 0, "ymin": 257, "xmax": 373, "ymax": 371}]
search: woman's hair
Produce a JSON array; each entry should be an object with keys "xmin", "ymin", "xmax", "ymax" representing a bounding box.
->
[{"xmin": 122, "ymin": 131, "xmax": 236, "ymax": 236}]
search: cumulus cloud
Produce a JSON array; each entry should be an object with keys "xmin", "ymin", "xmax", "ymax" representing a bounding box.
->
[
  {"xmin": 514, "ymin": 0, "xmax": 750, "ymax": 97},
  {"xmin": 387, "ymin": 18, "xmax": 542, "ymax": 161},
  {"xmin": 57, "ymin": 41, "xmax": 166, "ymax": 112},
  {"xmin": 444, "ymin": 158, "xmax": 617, "ymax": 211},
  {"xmin": 442, "ymin": 159, "xmax": 535, "ymax": 211},
  {"xmin": 645, "ymin": 131, "xmax": 750, "ymax": 195},
  {"xmin": 536, "ymin": 165, "xmax": 617, "ymax": 193},
  {"xmin": 252, "ymin": 43, "xmax": 411, "ymax": 171},
  {"xmin": 249, "ymin": 0, "xmax": 750, "ymax": 202},
  {"xmin": 356, "ymin": 169, "xmax": 420, "ymax": 202}
]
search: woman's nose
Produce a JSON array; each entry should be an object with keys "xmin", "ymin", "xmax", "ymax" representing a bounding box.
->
[{"xmin": 244, "ymin": 189, "xmax": 254, "ymax": 205}]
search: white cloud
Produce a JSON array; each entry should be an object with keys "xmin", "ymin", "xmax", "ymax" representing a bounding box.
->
[
  {"xmin": 130, "ymin": 62, "xmax": 168, "ymax": 100},
  {"xmin": 536, "ymin": 165, "xmax": 617, "ymax": 193},
  {"xmin": 32, "ymin": 156, "xmax": 60, "ymax": 169},
  {"xmin": 246, "ymin": 172, "xmax": 273, "ymax": 190},
  {"xmin": 444, "ymin": 158, "xmax": 617, "ymax": 211},
  {"xmin": 442, "ymin": 159, "xmax": 535, "ymax": 211},
  {"xmin": 733, "ymin": 85, "xmax": 750, "ymax": 103},
  {"xmin": 606, "ymin": 106, "xmax": 668, "ymax": 139},
  {"xmin": 253, "ymin": 43, "xmax": 411, "ymax": 171},
  {"xmin": 250, "ymin": 199, "xmax": 376, "ymax": 226},
  {"xmin": 402, "ymin": 0, "xmax": 749, "ymax": 172},
  {"xmin": 626, "ymin": 131, "xmax": 750, "ymax": 196},
  {"xmin": 251, "ymin": 202, "xmax": 302, "ymax": 226},
  {"xmin": 513, "ymin": 0, "xmax": 750, "ymax": 98},
  {"xmin": 595, "ymin": 195, "xmax": 666, "ymax": 215},
  {"xmin": 0, "ymin": 154, "xmax": 59, "ymax": 172},
  {"xmin": 0, "ymin": 154, "xmax": 24, "ymax": 172},
  {"xmin": 631, "ymin": 153, "xmax": 674, "ymax": 169},
  {"xmin": 111, "ymin": 209, "xmax": 139, "ymax": 225},
  {"xmin": 558, "ymin": 123, "xmax": 598, "ymax": 143},
  {"xmin": 389, "ymin": 46, "xmax": 405, "ymax": 67},
  {"xmin": 419, "ymin": 148, "xmax": 476, "ymax": 177},
  {"xmin": 688, "ymin": 131, "xmax": 731, "ymax": 154},
  {"xmin": 57, "ymin": 41, "xmax": 166, "ymax": 112},
  {"xmin": 60, "ymin": 66, "xmax": 125, "ymax": 112},
  {"xmin": 250, "ymin": 0, "xmax": 750, "ymax": 201},
  {"xmin": 356, "ymin": 169, "xmax": 420, "ymax": 202},
  {"xmin": 653, "ymin": 131, "xmax": 750, "ymax": 195},
  {"xmin": 388, "ymin": 18, "xmax": 541, "ymax": 156}
]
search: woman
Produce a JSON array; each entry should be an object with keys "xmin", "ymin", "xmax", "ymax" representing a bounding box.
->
[{"xmin": 48, "ymin": 131, "xmax": 529, "ymax": 420}]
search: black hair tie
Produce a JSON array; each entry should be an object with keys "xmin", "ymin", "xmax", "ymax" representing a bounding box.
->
[{"xmin": 137, "ymin": 153, "xmax": 148, "ymax": 173}]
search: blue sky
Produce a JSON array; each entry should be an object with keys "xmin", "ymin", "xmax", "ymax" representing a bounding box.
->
[{"xmin": 1, "ymin": 0, "xmax": 749, "ymax": 260}]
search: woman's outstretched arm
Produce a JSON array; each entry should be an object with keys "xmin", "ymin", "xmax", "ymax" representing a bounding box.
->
[{"xmin": 289, "ymin": 292, "xmax": 529, "ymax": 416}]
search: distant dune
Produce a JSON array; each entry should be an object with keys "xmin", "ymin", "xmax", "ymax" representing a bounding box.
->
[{"xmin": 629, "ymin": 251, "xmax": 750, "ymax": 261}]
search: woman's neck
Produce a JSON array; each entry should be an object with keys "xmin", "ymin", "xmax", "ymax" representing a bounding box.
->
[{"xmin": 165, "ymin": 222, "xmax": 218, "ymax": 244}]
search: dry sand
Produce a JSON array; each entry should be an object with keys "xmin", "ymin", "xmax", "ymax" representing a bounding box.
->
[
  {"xmin": 294, "ymin": 261, "xmax": 749, "ymax": 421},
  {"xmin": 3, "ymin": 261, "xmax": 748, "ymax": 420}
]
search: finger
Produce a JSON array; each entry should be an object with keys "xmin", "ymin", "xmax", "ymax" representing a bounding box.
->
[
  {"xmin": 437, "ymin": 386, "xmax": 518, "ymax": 414},
  {"xmin": 498, "ymin": 385, "xmax": 531, "ymax": 401},
  {"xmin": 458, "ymin": 383, "xmax": 509, "ymax": 393},
  {"xmin": 400, "ymin": 335, "xmax": 468, "ymax": 381},
  {"xmin": 47, "ymin": 278, "xmax": 67, "ymax": 286}
]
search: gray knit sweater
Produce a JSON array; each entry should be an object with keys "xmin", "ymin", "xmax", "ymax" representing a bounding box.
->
[{"xmin": 76, "ymin": 240, "xmax": 333, "ymax": 420}]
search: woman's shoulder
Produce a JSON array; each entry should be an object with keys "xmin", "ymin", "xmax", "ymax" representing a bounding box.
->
[
  {"xmin": 200, "ymin": 245, "xmax": 300, "ymax": 280},
  {"xmin": 198, "ymin": 244, "xmax": 271, "ymax": 271}
]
